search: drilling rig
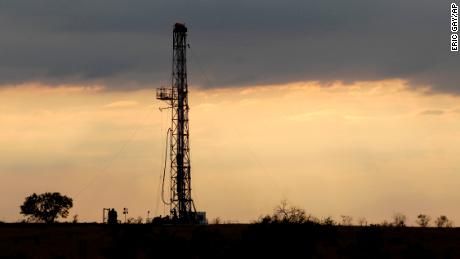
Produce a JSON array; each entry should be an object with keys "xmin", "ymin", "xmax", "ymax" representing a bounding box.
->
[{"xmin": 156, "ymin": 23, "xmax": 206, "ymax": 224}]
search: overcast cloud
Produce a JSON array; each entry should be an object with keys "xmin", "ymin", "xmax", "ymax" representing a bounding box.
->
[{"xmin": 0, "ymin": 0, "xmax": 458, "ymax": 92}]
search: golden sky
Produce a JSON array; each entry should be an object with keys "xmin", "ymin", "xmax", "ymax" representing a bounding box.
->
[{"xmin": 1, "ymin": 80, "xmax": 460, "ymax": 224}]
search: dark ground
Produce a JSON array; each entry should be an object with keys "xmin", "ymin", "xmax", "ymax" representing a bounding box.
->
[{"xmin": 1, "ymin": 223, "xmax": 460, "ymax": 258}]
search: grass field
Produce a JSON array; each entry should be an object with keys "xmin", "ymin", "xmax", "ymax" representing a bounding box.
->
[{"xmin": 1, "ymin": 223, "xmax": 460, "ymax": 258}]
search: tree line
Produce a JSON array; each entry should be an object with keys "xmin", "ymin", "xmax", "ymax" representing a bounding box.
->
[
  {"xmin": 15, "ymin": 193, "xmax": 457, "ymax": 227},
  {"xmin": 256, "ymin": 200, "xmax": 454, "ymax": 227}
]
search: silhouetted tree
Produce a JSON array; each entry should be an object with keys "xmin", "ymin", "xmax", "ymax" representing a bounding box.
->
[
  {"xmin": 392, "ymin": 212, "xmax": 406, "ymax": 227},
  {"xmin": 322, "ymin": 216, "xmax": 336, "ymax": 226},
  {"xmin": 416, "ymin": 214, "xmax": 431, "ymax": 227},
  {"xmin": 274, "ymin": 200, "xmax": 307, "ymax": 223},
  {"xmin": 274, "ymin": 200, "xmax": 291, "ymax": 219},
  {"xmin": 20, "ymin": 192, "xmax": 73, "ymax": 223},
  {"xmin": 357, "ymin": 217, "xmax": 367, "ymax": 226},
  {"xmin": 257, "ymin": 200, "xmax": 319, "ymax": 224},
  {"xmin": 435, "ymin": 215, "xmax": 453, "ymax": 227},
  {"xmin": 340, "ymin": 215, "xmax": 353, "ymax": 226},
  {"xmin": 257, "ymin": 214, "xmax": 275, "ymax": 224}
]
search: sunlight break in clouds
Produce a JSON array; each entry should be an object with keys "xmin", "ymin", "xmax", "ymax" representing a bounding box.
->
[{"xmin": 1, "ymin": 80, "xmax": 460, "ymax": 224}]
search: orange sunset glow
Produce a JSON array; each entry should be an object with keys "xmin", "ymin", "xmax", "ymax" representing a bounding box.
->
[{"xmin": 2, "ymin": 79, "xmax": 460, "ymax": 224}]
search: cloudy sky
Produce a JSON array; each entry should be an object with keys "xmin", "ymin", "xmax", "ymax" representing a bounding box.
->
[{"xmin": 1, "ymin": 1, "xmax": 459, "ymax": 224}]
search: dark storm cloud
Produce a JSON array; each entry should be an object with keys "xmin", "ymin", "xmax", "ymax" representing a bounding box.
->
[{"xmin": 0, "ymin": 0, "xmax": 458, "ymax": 92}]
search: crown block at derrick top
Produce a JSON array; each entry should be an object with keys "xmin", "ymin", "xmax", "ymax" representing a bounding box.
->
[{"xmin": 174, "ymin": 23, "xmax": 187, "ymax": 33}]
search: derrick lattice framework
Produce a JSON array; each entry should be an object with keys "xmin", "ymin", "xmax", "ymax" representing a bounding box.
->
[{"xmin": 157, "ymin": 23, "xmax": 196, "ymax": 222}]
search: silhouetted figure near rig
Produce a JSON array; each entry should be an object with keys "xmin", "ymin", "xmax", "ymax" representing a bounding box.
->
[{"xmin": 107, "ymin": 208, "xmax": 118, "ymax": 224}]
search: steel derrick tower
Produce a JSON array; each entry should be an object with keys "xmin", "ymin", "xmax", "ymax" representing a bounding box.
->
[{"xmin": 156, "ymin": 23, "xmax": 196, "ymax": 223}]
